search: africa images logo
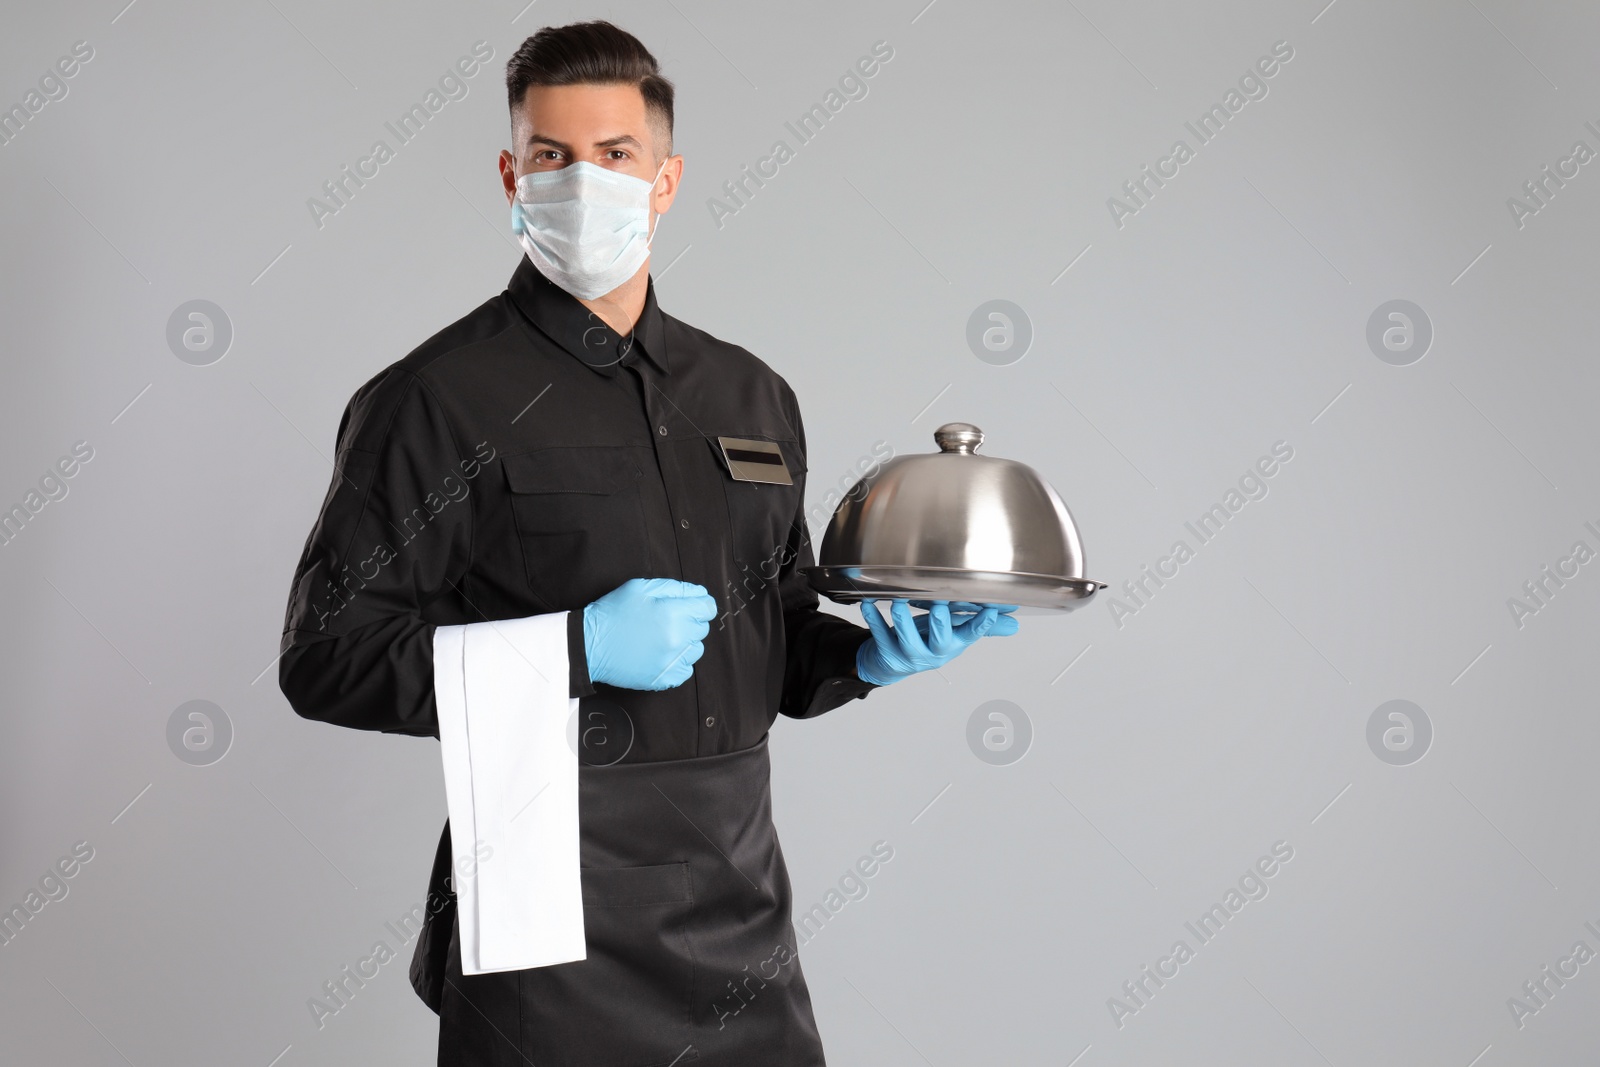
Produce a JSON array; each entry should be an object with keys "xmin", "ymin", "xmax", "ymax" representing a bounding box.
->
[{"xmin": 1106, "ymin": 40, "xmax": 1296, "ymax": 229}]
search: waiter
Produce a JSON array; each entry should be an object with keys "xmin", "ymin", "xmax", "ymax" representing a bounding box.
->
[{"xmin": 278, "ymin": 19, "xmax": 1018, "ymax": 1066}]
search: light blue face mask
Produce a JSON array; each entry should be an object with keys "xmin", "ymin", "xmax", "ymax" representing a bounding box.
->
[{"xmin": 511, "ymin": 158, "xmax": 668, "ymax": 300}]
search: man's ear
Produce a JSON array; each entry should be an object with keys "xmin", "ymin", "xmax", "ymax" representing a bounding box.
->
[
  {"xmin": 499, "ymin": 149, "xmax": 518, "ymax": 205},
  {"xmin": 653, "ymin": 155, "xmax": 683, "ymax": 215}
]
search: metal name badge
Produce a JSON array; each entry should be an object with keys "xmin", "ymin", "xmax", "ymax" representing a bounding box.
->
[{"xmin": 716, "ymin": 436, "xmax": 793, "ymax": 485}]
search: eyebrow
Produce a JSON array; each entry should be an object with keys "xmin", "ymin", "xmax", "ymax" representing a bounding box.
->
[{"xmin": 525, "ymin": 132, "xmax": 644, "ymax": 153}]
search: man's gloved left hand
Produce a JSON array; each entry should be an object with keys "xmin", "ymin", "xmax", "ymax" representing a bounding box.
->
[{"xmin": 854, "ymin": 599, "xmax": 1020, "ymax": 686}]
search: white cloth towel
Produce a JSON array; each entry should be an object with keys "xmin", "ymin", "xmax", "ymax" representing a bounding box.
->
[{"xmin": 433, "ymin": 613, "xmax": 586, "ymax": 974}]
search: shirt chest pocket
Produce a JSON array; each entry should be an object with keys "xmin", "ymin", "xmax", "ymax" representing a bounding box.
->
[
  {"xmin": 503, "ymin": 447, "xmax": 650, "ymax": 611},
  {"xmin": 705, "ymin": 435, "xmax": 804, "ymax": 569}
]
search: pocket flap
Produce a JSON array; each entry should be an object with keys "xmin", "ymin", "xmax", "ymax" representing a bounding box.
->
[{"xmin": 503, "ymin": 448, "xmax": 640, "ymax": 495}]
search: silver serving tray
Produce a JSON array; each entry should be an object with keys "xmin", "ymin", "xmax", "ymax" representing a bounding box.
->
[{"xmin": 803, "ymin": 564, "xmax": 1106, "ymax": 615}]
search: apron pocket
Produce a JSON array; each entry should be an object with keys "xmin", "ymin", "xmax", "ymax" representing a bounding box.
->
[
  {"xmin": 582, "ymin": 860, "xmax": 692, "ymax": 908},
  {"xmin": 521, "ymin": 862, "xmax": 699, "ymax": 1066}
]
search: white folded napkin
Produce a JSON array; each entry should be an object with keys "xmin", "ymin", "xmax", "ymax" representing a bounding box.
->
[{"xmin": 433, "ymin": 613, "xmax": 586, "ymax": 974}]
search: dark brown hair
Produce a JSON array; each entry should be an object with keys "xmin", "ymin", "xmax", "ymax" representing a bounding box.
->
[{"xmin": 505, "ymin": 20, "xmax": 675, "ymax": 158}]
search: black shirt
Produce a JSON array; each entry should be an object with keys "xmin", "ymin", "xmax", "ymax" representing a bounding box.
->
[{"xmin": 278, "ymin": 256, "xmax": 879, "ymax": 762}]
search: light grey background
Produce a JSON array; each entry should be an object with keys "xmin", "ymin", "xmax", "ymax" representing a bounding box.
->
[{"xmin": 2, "ymin": 0, "xmax": 1597, "ymax": 1064}]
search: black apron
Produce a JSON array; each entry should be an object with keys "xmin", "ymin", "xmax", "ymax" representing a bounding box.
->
[{"xmin": 410, "ymin": 735, "xmax": 826, "ymax": 1066}]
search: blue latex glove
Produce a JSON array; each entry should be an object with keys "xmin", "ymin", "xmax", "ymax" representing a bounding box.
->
[
  {"xmin": 582, "ymin": 578, "xmax": 719, "ymax": 690},
  {"xmin": 854, "ymin": 599, "xmax": 1020, "ymax": 686}
]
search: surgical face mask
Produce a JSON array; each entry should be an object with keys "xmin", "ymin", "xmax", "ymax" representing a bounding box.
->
[{"xmin": 511, "ymin": 158, "xmax": 668, "ymax": 300}]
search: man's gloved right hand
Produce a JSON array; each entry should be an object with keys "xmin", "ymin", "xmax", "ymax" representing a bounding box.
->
[
  {"xmin": 854, "ymin": 599, "xmax": 1019, "ymax": 686},
  {"xmin": 582, "ymin": 578, "xmax": 719, "ymax": 690}
]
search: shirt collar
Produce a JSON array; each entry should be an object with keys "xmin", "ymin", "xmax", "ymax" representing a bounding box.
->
[{"xmin": 507, "ymin": 255, "xmax": 669, "ymax": 377}]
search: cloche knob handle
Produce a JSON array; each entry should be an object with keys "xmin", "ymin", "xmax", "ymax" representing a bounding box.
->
[{"xmin": 934, "ymin": 422, "xmax": 984, "ymax": 455}]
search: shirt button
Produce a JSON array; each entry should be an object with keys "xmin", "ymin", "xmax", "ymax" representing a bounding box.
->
[
  {"xmin": 658, "ymin": 425, "xmax": 668, "ymax": 436},
  {"xmin": 704, "ymin": 716, "xmax": 715, "ymax": 728},
  {"xmin": 680, "ymin": 519, "xmax": 689, "ymax": 529}
]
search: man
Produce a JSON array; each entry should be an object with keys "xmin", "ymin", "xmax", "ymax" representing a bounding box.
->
[{"xmin": 278, "ymin": 20, "xmax": 1018, "ymax": 1066}]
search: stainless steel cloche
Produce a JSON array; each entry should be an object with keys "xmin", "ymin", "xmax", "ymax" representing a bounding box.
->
[{"xmin": 804, "ymin": 422, "xmax": 1107, "ymax": 613}]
